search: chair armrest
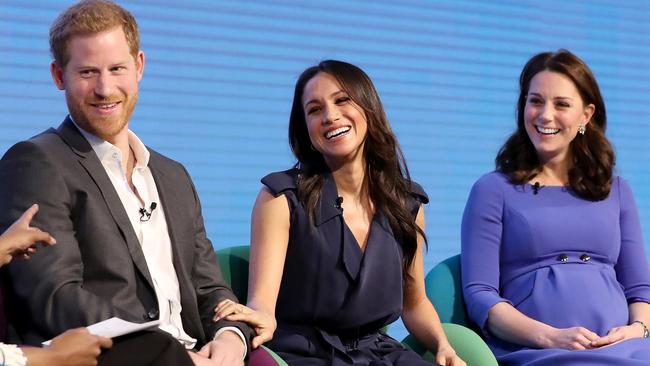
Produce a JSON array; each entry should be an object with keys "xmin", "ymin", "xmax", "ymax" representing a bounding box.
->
[{"xmin": 402, "ymin": 323, "xmax": 497, "ymax": 366}]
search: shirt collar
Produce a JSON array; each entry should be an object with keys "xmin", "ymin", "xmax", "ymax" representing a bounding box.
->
[
  {"xmin": 69, "ymin": 115, "xmax": 150, "ymax": 167},
  {"xmin": 128, "ymin": 131, "xmax": 150, "ymax": 168}
]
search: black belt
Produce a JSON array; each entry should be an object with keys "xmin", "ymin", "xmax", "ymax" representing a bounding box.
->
[
  {"xmin": 335, "ymin": 325, "xmax": 381, "ymax": 346},
  {"xmin": 277, "ymin": 321, "xmax": 384, "ymax": 349}
]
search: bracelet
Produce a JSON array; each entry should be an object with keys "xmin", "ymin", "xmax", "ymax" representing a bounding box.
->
[{"xmin": 632, "ymin": 320, "xmax": 649, "ymax": 338}]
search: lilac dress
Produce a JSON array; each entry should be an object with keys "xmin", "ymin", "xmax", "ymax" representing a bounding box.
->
[{"xmin": 461, "ymin": 172, "xmax": 650, "ymax": 366}]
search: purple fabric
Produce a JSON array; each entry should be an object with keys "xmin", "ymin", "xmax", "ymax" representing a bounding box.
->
[
  {"xmin": 248, "ymin": 347, "xmax": 279, "ymax": 366},
  {"xmin": 461, "ymin": 172, "xmax": 650, "ymax": 366}
]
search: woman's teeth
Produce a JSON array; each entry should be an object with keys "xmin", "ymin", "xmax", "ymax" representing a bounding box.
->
[
  {"xmin": 536, "ymin": 126, "xmax": 560, "ymax": 135},
  {"xmin": 326, "ymin": 126, "xmax": 351, "ymax": 139}
]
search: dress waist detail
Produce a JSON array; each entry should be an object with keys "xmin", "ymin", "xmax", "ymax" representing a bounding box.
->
[
  {"xmin": 501, "ymin": 251, "xmax": 614, "ymax": 286},
  {"xmin": 277, "ymin": 322, "xmax": 402, "ymax": 365}
]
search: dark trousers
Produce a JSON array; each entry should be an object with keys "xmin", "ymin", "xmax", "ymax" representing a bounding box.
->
[{"xmin": 98, "ymin": 330, "xmax": 193, "ymax": 366}]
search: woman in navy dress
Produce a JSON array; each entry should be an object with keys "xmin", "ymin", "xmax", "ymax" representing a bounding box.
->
[
  {"xmin": 226, "ymin": 60, "xmax": 464, "ymax": 365},
  {"xmin": 461, "ymin": 49, "xmax": 650, "ymax": 365}
]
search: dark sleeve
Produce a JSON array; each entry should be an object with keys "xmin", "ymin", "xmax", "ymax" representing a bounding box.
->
[
  {"xmin": 614, "ymin": 177, "xmax": 650, "ymax": 304},
  {"xmin": 407, "ymin": 181, "xmax": 429, "ymax": 216},
  {"xmin": 0, "ymin": 141, "xmax": 118, "ymax": 339},
  {"xmin": 461, "ymin": 173, "xmax": 512, "ymax": 335},
  {"xmin": 260, "ymin": 169, "xmax": 299, "ymax": 197},
  {"xmin": 178, "ymin": 163, "xmax": 254, "ymax": 350}
]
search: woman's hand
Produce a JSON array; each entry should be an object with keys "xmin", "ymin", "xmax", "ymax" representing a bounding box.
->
[
  {"xmin": 590, "ymin": 323, "xmax": 645, "ymax": 348},
  {"xmin": 0, "ymin": 204, "xmax": 56, "ymax": 265},
  {"xmin": 434, "ymin": 342, "xmax": 466, "ymax": 366},
  {"xmin": 213, "ymin": 299, "xmax": 277, "ymax": 348},
  {"xmin": 23, "ymin": 328, "xmax": 112, "ymax": 366},
  {"xmin": 543, "ymin": 326, "xmax": 600, "ymax": 350},
  {"xmin": 49, "ymin": 328, "xmax": 113, "ymax": 365}
]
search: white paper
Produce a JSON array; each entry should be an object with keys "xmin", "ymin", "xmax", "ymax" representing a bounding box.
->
[{"xmin": 42, "ymin": 317, "xmax": 160, "ymax": 346}]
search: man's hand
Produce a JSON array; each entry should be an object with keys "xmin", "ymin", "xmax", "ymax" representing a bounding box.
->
[
  {"xmin": 23, "ymin": 328, "xmax": 112, "ymax": 366},
  {"xmin": 189, "ymin": 331, "xmax": 245, "ymax": 366},
  {"xmin": 0, "ymin": 204, "xmax": 56, "ymax": 265},
  {"xmin": 213, "ymin": 299, "xmax": 276, "ymax": 348},
  {"xmin": 188, "ymin": 351, "xmax": 212, "ymax": 366}
]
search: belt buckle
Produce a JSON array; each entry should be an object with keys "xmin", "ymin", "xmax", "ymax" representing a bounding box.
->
[
  {"xmin": 340, "ymin": 327, "xmax": 361, "ymax": 350},
  {"xmin": 343, "ymin": 337, "xmax": 359, "ymax": 350}
]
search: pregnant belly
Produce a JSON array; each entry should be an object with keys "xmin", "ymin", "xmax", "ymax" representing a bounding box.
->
[{"xmin": 503, "ymin": 263, "xmax": 628, "ymax": 336}]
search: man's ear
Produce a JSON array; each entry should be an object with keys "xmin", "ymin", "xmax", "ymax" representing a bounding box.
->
[
  {"xmin": 50, "ymin": 61, "xmax": 65, "ymax": 90},
  {"xmin": 135, "ymin": 50, "xmax": 145, "ymax": 82}
]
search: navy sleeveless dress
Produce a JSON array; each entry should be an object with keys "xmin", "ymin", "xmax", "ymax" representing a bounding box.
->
[{"xmin": 262, "ymin": 168, "xmax": 432, "ymax": 366}]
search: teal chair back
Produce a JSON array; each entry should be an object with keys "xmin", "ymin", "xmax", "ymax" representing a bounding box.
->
[
  {"xmin": 216, "ymin": 245, "xmax": 250, "ymax": 304},
  {"xmin": 424, "ymin": 254, "xmax": 471, "ymax": 327},
  {"xmin": 403, "ymin": 254, "xmax": 498, "ymax": 366}
]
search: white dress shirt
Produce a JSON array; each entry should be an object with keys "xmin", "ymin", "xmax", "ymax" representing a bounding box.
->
[
  {"xmin": 0, "ymin": 343, "xmax": 26, "ymax": 366},
  {"xmin": 72, "ymin": 120, "xmax": 245, "ymax": 354}
]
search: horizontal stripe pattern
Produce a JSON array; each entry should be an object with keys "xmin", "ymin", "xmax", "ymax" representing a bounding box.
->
[{"xmin": 1, "ymin": 0, "xmax": 649, "ymax": 339}]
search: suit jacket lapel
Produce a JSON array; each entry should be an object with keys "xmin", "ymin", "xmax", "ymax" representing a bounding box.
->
[
  {"xmin": 147, "ymin": 157, "xmax": 201, "ymax": 335},
  {"xmin": 56, "ymin": 117, "xmax": 155, "ymax": 291},
  {"xmin": 147, "ymin": 160, "xmax": 191, "ymax": 277}
]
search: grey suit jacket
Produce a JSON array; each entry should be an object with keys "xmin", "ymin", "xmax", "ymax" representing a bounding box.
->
[{"xmin": 0, "ymin": 117, "xmax": 252, "ymax": 348}]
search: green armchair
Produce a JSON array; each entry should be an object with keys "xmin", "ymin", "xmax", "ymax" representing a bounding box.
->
[
  {"xmin": 216, "ymin": 247, "xmax": 496, "ymax": 365},
  {"xmin": 402, "ymin": 254, "xmax": 497, "ymax": 366},
  {"xmin": 217, "ymin": 245, "xmax": 251, "ymax": 304},
  {"xmin": 216, "ymin": 245, "xmax": 288, "ymax": 366}
]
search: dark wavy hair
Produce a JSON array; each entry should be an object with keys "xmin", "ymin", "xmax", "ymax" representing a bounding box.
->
[
  {"xmin": 288, "ymin": 60, "xmax": 425, "ymax": 275},
  {"xmin": 496, "ymin": 49, "xmax": 614, "ymax": 201}
]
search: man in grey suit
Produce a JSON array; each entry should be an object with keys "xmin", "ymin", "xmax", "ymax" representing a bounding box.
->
[{"xmin": 0, "ymin": 1, "xmax": 265, "ymax": 365}]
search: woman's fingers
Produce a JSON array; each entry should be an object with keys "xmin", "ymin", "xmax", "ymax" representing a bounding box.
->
[
  {"xmin": 213, "ymin": 299, "xmax": 247, "ymax": 321},
  {"xmin": 251, "ymin": 329, "xmax": 273, "ymax": 348}
]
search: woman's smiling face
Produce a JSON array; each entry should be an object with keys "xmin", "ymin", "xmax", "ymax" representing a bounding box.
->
[
  {"xmin": 302, "ymin": 72, "xmax": 368, "ymax": 167},
  {"xmin": 524, "ymin": 70, "xmax": 595, "ymax": 164}
]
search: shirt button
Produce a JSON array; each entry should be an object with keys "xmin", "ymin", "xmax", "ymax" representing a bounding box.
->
[
  {"xmin": 580, "ymin": 254, "xmax": 591, "ymax": 262},
  {"xmin": 145, "ymin": 308, "xmax": 159, "ymax": 320},
  {"xmin": 557, "ymin": 253, "xmax": 568, "ymax": 262}
]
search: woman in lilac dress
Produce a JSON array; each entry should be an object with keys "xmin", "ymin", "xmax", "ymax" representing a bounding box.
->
[{"xmin": 461, "ymin": 49, "xmax": 650, "ymax": 365}]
